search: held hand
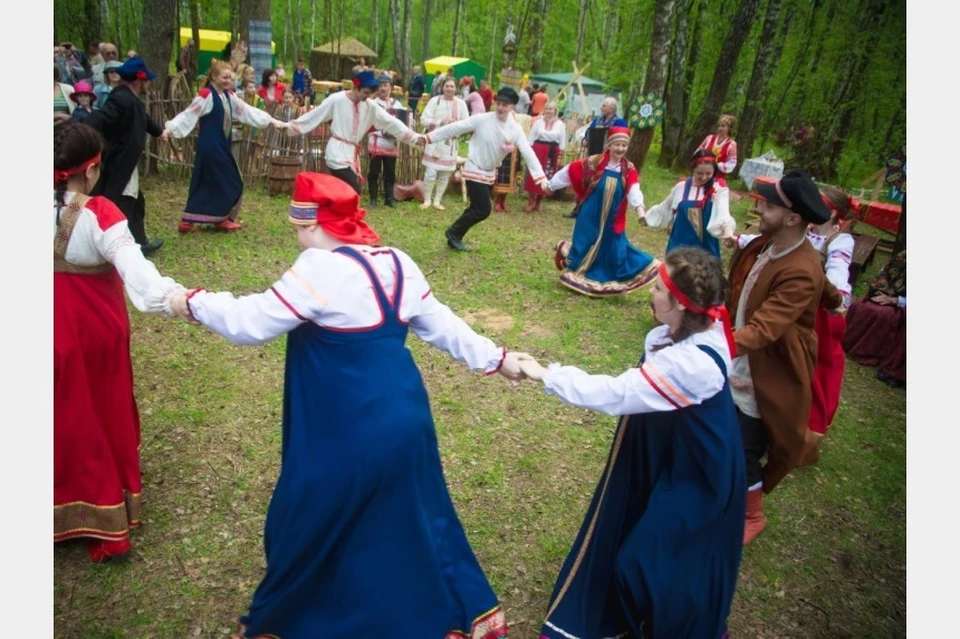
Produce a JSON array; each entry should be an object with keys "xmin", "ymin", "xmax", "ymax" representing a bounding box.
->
[
  {"xmin": 871, "ymin": 294, "xmax": 896, "ymax": 306},
  {"xmin": 169, "ymin": 291, "xmax": 201, "ymax": 325},
  {"xmin": 518, "ymin": 357, "xmax": 547, "ymax": 382},
  {"xmin": 722, "ymin": 235, "xmax": 738, "ymax": 249},
  {"xmin": 160, "ymin": 128, "xmax": 171, "ymax": 143},
  {"xmin": 541, "ymin": 183, "xmax": 553, "ymax": 197},
  {"xmin": 635, "ymin": 206, "xmax": 646, "ymax": 222},
  {"xmin": 415, "ymin": 134, "xmax": 428, "ymax": 147},
  {"xmin": 499, "ymin": 351, "xmax": 530, "ymax": 381}
]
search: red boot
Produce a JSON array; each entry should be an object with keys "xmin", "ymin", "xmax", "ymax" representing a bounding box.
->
[
  {"xmin": 178, "ymin": 221, "xmax": 196, "ymax": 233},
  {"xmin": 534, "ymin": 195, "xmax": 543, "ymax": 211},
  {"xmin": 87, "ymin": 537, "xmax": 131, "ymax": 563},
  {"xmin": 216, "ymin": 220, "xmax": 243, "ymax": 231},
  {"xmin": 524, "ymin": 192, "xmax": 537, "ymax": 212},
  {"xmin": 499, "ymin": 194, "xmax": 509, "ymax": 212},
  {"xmin": 743, "ymin": 488, "xmax": 767, "ymax": 545}
]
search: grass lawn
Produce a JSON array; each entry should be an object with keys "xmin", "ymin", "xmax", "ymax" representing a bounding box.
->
[{"xmin": 54, "ymin": 158, "xmax": 905, "ymax": 638}]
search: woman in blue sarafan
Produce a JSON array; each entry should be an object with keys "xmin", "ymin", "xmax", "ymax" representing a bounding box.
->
[
  {"xmin": 164, "ymin": 59, "xmax": 281, "ymax": 234},
  {"xmin": 175, "ymin": 172, "xmax": 518, "ymax": 639},
  {"xmin": 519, "ymin": 248, "xmax": 746, "ymax": 639},
  {"xmin": 643, "ymin": 149, "xmax": 737, "ymax": 259},
  {"xmin": 550, "ymin": 126, "xmax": 660, "ymax": 297}
]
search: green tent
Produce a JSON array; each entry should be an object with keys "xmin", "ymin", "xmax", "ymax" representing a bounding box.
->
[{"xmin": 423, "ymin": 56, "xmax": 487, "ymax": 89}]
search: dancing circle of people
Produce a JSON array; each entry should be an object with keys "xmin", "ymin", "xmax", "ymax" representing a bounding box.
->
[{"xmin": 55, "ymin": 59, "xmax": 904, "ymax": 639}]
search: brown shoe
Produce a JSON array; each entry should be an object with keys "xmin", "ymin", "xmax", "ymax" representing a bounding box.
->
[{"xmin": 743, "ymin": 488, "xmax": 767, "ymax": 545}]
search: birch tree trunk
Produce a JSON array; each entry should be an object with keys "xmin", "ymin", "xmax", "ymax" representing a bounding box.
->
[{"xmin": 626, "ymin": 0, "xmax": 676, "ymax": 169}]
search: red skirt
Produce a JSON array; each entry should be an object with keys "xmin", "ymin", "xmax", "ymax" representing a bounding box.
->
[
  {"xmin": 842, "ymin": 298, "xmax": 906, "ymax": 382},
  {"xmin": 524, "ymin": 140, "xmax": 560, "ymax": 195},
  {"xmin": 54, "ymin": 269, "xmax": 142, "ymax": 544},
  {"xmin": 809, "ymin": 307, "xmax": 846, "ymax": 434}
]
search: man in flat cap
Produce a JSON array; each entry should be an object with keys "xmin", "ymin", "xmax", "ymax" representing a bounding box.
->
[
  {"xmin": 726, "ymin": 169, "xmax": 844, "ymax": 545},
  {"xmin": 420, "ymin": 86, "xmax": 548, "ymax": 251}
]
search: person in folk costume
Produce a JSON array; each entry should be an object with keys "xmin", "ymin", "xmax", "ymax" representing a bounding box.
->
[
  {"xmin": 698, "ymin": 114, "xmax": 738, "ymax": 177},
  {"xmin": 519, "ymin": 248, "xmax": 745, "ymax": 639},
  {"xmin": 643, "ymin": 149, "xmax": 736, "ymax": 258},
  {"xmin": 164, "ymin": 60, "xmax": 283, "ymax": 234},
  {"xmin": 420, "ymin": 87, "xmax": 548, "ymax": 252},
  {"xmin": 281, "ymin": 69, "xmax": 422, "ymax": 194},
  {"xmin": 366, "ymin": 72, "xmax": 409, "ymax": 208},
  {"xmin": 550, "ymin": 127, "xmax": 660, "ymax": 297},
  {"xmin": 419, "ymin": 76, "xmax": 470, "ymax": 211},
  {"xmin": 729, "ymin": 185, "xmax": 858, "ymax": 465},
  {"xmin": 841, "ymin": 250, "xmax": 906, "ymax": 388},
  {"xmin": 53, "ymin": 123, "xmax": 191, "ymax": 563},
  {"xmin": 565, "ymin": 97, "xmax": 628, "ymax": 219},
  {"xmin": 86, "ymin": 57, "xmax": 170, "ymax": 256},
  {"xmin": 726, "ymin": 170, "xmax": 845, "ymax": 545},
  {"xmin": 523, "ymin": 101, "xmax": 566, "ymax": 212},
  {"xmin": 169, "ymin": 172, "xmax": 526, "ymax": 639}
]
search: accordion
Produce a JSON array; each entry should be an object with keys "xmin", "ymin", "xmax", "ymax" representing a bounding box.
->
[{"xmin": 587, "ymin": 126, "xmax": 608, "ymax": 156}]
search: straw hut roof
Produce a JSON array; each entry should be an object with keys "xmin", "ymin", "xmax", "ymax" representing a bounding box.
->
[{"xmin": 312, "ymin": 37, "xmax": 378, "ymax": 59}]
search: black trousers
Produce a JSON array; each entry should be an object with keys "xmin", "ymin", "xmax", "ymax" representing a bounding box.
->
[
  {"xmin": 737, "ymin": 408, "xmax": 770, "ymax": 487},
  {"xmin": 367, "ymin": 156, "xmax": 397, "ymax": 199},
  {"xmin": 448, "ymin": 180, "xmax": 493, "ymax": 239},
  {"xmin": 329, "ymin": 167, "xmax": 362, "ymax": 195},
  {"xmin": 116, "ymin": 191, "xmax": 148, "ymax": 245}
]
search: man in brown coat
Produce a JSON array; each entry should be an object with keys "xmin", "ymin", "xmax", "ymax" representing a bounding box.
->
[{"xmin": 727, "ymin": 169, "xmax": 843, "ymax": 545}]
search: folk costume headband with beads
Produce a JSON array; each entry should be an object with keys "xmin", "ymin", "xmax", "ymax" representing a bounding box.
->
[
  {"xmin": 605, "ymin": 126, "xmax": 631, "ymax": 146},
  {"xmin": 657, "ymin": 262, "xmax": 737, "ymax": 358},
  {"xmin": 54, "ymin": 153, "xmax": 101, "ymax": 186}
]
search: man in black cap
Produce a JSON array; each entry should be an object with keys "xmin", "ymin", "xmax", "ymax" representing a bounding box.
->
[
  {"xmin": 87, "ymin": 57, "xmax": 169, "ymax": 255},
  {"xmin": 725, "ymin": 169, "xmax": 844, "ymax": 546},
  {"xmin": 419, "ymin": 87, "xmax": 549, "ymax": 251}
]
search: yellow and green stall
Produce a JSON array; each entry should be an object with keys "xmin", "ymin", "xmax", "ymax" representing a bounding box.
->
[{"xmin": 179, "ymin": 27, "xmax": 276, "ymax": 76}]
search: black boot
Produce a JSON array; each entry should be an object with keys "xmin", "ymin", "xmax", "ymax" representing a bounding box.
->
[
  {"xmin": 445, "ymin": 228, "xmax": 469, "ymax": 252},
  {"xmin": 368, "ymin": 176, "xmax": 379, "ymax": 207},
  {"xmin": 383, "ymin": 182, "xmax": 395, "ymax": 208}
]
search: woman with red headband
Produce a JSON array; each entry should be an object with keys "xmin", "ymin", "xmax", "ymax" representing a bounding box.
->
[
  {"xmin": 54, "ymin": 123, "xmax": 189, "ymax": 563},
  {"xmin": 551, "ymin": 126, "xmax": 659, "ymax": 297},
  {"xmin": 644, "ymin": 148, "xmax": 736, "ymax": 258},
  {"xmin": 727, "ymin": 185, "xmax": 857, "ymax": 463},
  {"xmin": 518, "ymin": 247, "xmax": 745, "ymax": 639},
  {"xmin": 171, "ymin": 172, "xmax": 525, "ymax": 639}
]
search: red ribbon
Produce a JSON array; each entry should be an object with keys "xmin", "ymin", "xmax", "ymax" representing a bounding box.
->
[
  {"xmin": 54, "ymin": 152, "xmax": 101, "ymax": 186},
  {"xmin": 657, "ymin": 262, "xmax": 737, "ymax": 358}
]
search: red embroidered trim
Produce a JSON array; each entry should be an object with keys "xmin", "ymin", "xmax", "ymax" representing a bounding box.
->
[
  {"xmin": 486, "ymin": 347, "xmax": 507, "ymax": 376},
  {"xmin": 185, "ymin": 287, "xmax": 206, "ymax": 322},
  {"xmin": 270, "ymin": 286, "xmax": 307, "ymax": 320}
]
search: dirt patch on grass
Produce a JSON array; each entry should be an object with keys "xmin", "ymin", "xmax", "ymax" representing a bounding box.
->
[{"xmin": 463, "ymin": 309, "xmax": 516, "ymax": 332}]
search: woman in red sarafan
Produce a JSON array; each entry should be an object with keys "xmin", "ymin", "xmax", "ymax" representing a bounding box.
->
[{"xmin": 53, "ymin": 123, "xmax": 187, "ymax": 563}]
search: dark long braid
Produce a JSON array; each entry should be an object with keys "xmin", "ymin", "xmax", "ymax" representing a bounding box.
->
[
  {"xmin": 54, "ymin": 122, "xmax": 102, "ymax": 225},
  {"xmin": 652, "ymin": 247, "xmax": 729, "ymax": 351}
]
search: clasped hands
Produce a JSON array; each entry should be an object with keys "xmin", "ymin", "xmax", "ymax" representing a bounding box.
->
[
  {"xmin": 169, "ymin": 289, "xmax": 201, "ymax": 325},
  {"xmin": 499, "ymin": 351, "xmax": 547, "ymax": 382}
]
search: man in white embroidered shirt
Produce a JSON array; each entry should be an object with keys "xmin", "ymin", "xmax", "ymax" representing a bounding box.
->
[
  {"xmin": 420, "ymin": 87, "xmax": 549, "ymax": 252},
  {"xmin": 282, "ymin": 69, "xmax": 422, "ymax": 194}
]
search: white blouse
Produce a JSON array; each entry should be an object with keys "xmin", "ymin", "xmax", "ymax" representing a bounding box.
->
[
  {"xmin": 645, "ymin": 179, "xmax": 735, "ymax": 238},
  {"xmin": 55, "ymin": 192, "xmax": 183, "ymax": 315},
  {"xmin": 186, "ymin": 246, "xmax": 507, "ymax": 373},
  {"xmin": 164, "ymin": 90, "xmax": 274, "ymax": 138},
  {"xmin": 548, "ymin": 163, "xmax": 644, "ymax": 209},
  {"xmin": 541, "ymin": 322, "xmax": 732, "ymax": 416},
  {"xmin": 528, "ymin": 118, "xmax": 567, "ymax": 150}
]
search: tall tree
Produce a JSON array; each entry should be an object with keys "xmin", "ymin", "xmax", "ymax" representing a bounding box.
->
[
  {"xmin": 736, "ymin": 0, "xmax": 784, "ymax": 165},
  {"xmin": 139, "ymin": 0, "xmax": 176, "ymax": 88},
  {"xmin": 660, "ymin": 0, "xmax": 694, "ymax": 168},
  {"xmin": 82, "ymin": 0, "xmax": 103, "ymax": 47},
  {"xmin": 421, "ymin": 0, "xmax": 434, "ymax": 62},
  {"xmin": 574, "ymin": 0, "xmax": 589, "ymax": 63},
  {"xmin": 451, "ymin": 0, "xmax": 466, "ymax": 56},
  {"xmin": 626, "ymin": 0, "xmax": 675, "ymax": 169},
  {"xmin": 240, "ymin": 0, "xmax": 271, "ymax": 54},
  {"xmin": 681, "ymin": 0, "xmax": 762, "ymax": 161},
  {"xmin": 372, "ymin": 0, "xmax": 380, "ymax": 53},
  {"xmin": 401, "ymin": 0, "xmax": 413, "ymax": 80},
  {"xmin": 292, "ymin": 0, "xmax": 303, "ymax": 60},
  {"xmin": 190, "ymin": 0, "xmax": 201, "ymax": 82}
]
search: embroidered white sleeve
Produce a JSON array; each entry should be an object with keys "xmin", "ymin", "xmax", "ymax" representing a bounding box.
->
[
  {"xmin": 288, "ymin": 95, "xmax": 335, "ymax": 136},
  {"xmin": 516, "ymin": 127, "xmax": 546, "ymax": 182},
  {"xmin": 557, "ymin": 121, "xmax": 567, "ymax": 151},
  {"xmin": 705, "ymin": 187, "xmax": 735, "ymax": 238},
  {"xmin": 627, "ymin": 182, "xmax": 644, "ymax": 209},
  {"xmin": 96, "ymin": 220, "xmax": 184, "ymax": 315},
  {"xmin": 825, "ymin": 234, "xmax": 855, "ymax": 305},
  {"xmin": 718, "ymin": 141, "xmax": 737, "ymax": 174},
  {"xmin": 548, "ymin": 163, "xmax": 573, "ymax": 192},
  {"xmin": 644, "ymin": 183, "xmax": 682, "ymax": 228},
  {"xmin": 409, "ymin": 287, "xmax": 504, "ymax": 372},
  {"xmin": 230, "ymin": 93, "xmax": 274, "ymax": 128},
  {"xmin": 427, "ymin": 114, "xmax": 477, "ymax": 143},
  {"xmin": 165, "ymin": 94, "xmax": 212, "ymax": 138},
  {"xmin": 370, "ymin": 100, "xmax": 416, "ymax": 143},
  {"xmin": 527, "ymin": 120, "xmax": 543, "ymax": 145},
  {"xmin": 542, "ymin": 344, "xmax": 726, "ymax": 416}
]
